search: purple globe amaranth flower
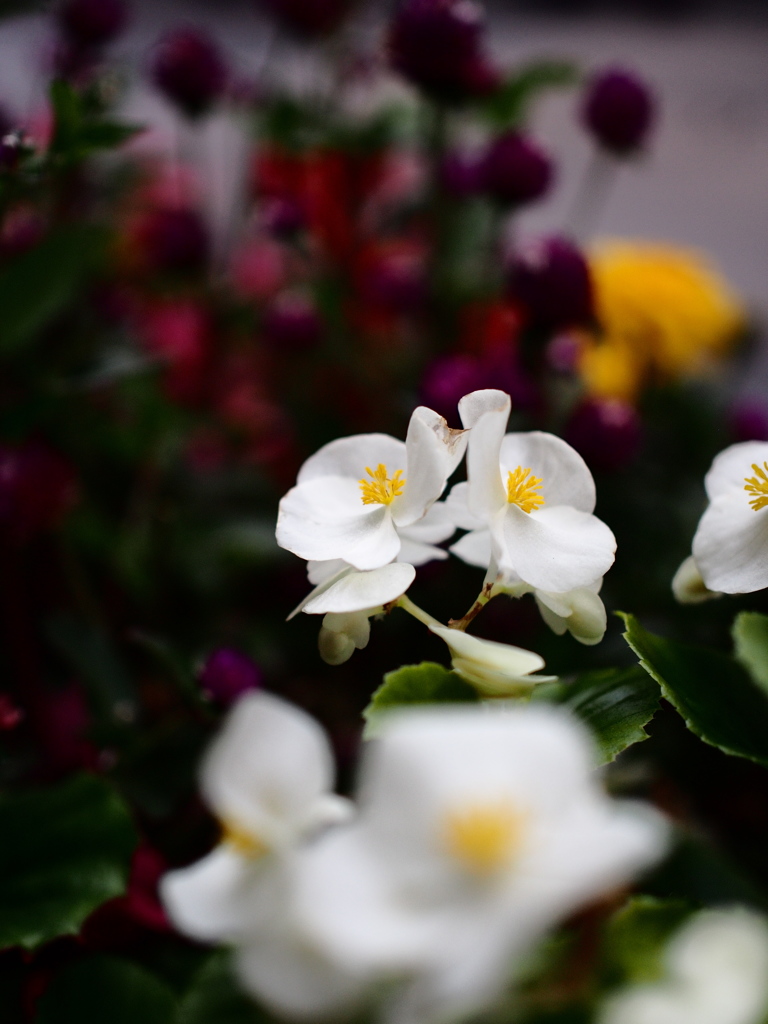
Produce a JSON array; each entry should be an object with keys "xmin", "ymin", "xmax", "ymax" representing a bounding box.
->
[
  {"xmin": 262, "ymin": 293, "xmax": 323, "ymax": 352},
  {"xmin": 439, "ymin": 150, "xmax": 483, "ymax": 197},
  {"xmin": 420, "ymin": 353, "xmax": 485, "ymax": 424},
  {"xmin": 151, "ymin": 28, "xmax": 228, "ymax": 118},
  {"xmin": 57, "ymin": 0, "xmax": 129, "ymax": 47},
  {"xmin": 257, "ymin": 0, "xmax": 353, "ymax": 37},
  {"xmin": 565, "ymin": 397, "xmax": 642, "ymax": 473},
  {"xmin": 729, "ymin": 399, "xmax": 768, "ymax": 443},
  {"xmin": 480, "ymin": 132, "xmax": 553, "ymax": 207},
  {"xmin": 199, "ymin": 648, "xmax": 262, "ymax": 705},
  {"xmin": 387, "ymin": 0, "xmax": 498, "ymax": 103},
  {"xmin": 582, "ymin": 68, "xmax": 656, "ymax": 155},
  {"xmin": 507, "ymin": 236, "xmax": 594, "ymax": 331},
  {"xmin": 136, "ymin": 208, "xmax": 210, "ymax": 275}
]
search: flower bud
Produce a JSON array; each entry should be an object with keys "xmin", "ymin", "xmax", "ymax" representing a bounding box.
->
[
  {"xmin": 57, "ymin": 0, "xmax": 129, "ymax": 47},
  {"xmin": 507, "ymin": 236, "xmax": 594, "ymax": 330},
  {"xmin": 672, "ymin": 555, "xmax": 721, "ymax": 605},
  {"xmin": 135, "ymin": 208, "xmax": 210, "ymax": 276},
  {"xmin": 480, "ymin": 132, "xmax": 553, "ymax": 207},
  {"xmin": 199, "ymin": 648, "xmax": 262, "ymax": 705},
  {"xmin": 262, "ymin": 293, "xmax": 323, "ymax": 352},
  {"xmin": 318, "ymin": 612, "xmax": 371, "ymax": 666},
  {"xmin": 257, "ymin": 0, "xmax": 353, "ymax": 38},
  {"xmin": 582, "ymin": 68, "xmax": 655, "ymax": 155},
  {"xmin": 565, "ymin": 397, "xmax": 642, "ymax": 473},
  {"xmin": 151, "ymin": 28, "xmax": 227, "ymax": 118}
]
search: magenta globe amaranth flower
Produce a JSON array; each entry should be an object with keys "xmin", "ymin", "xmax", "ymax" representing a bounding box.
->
[
  {"xmin": 57, "ymin": 0, "xmax": 129, "ymax": 47},
  {"xmin": 387, "ymin": 0, "xmax": 497, "ymax": 103},
  {"xmin": 439, "ymin": 150, "xmax": 483, "ymax": 197},
  {"xmin": 151, "ymin": 28, "xmax": 228, "ymax": 118},
  {"xmin": 480, "ymin": 133, "xmax": 553, "ymax": 207},
  {"xmin": 137, "ymin": 208, "xmax": 210, "ymax": 276},
  {"xmin": 199, "ymin": 648, "xmax": 262, "ymax": 705},
  {"xmin": 257, "ymin": 0, "xmax": 353, "ymax": 37},
  {"xmin": 262, "ymin": 293, "xmax": 323, "ymax": 352},
  {"xmin": 582, "ymin": 68, "xmax": 656, "ymax": 155},
  {"xmin": 729, "ymin": 400, "xmax": 768, "ymax": 443},
  {"xmin": 565, "ymin": 397, "xmax": 642, "ymax": 473},
  {"xmin": 507, "ymin": 237, "xmax": 594, "ymax": 331}
]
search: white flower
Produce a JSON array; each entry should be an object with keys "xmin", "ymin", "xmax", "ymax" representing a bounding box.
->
[
  {"xmin": 296, "ymin": 705, "xmax": 668, "ymax": 1024},
  {"xmin": 671, "ymin": 555, "xmax": 722, "ymax": 604},
  {"xmin": 691, "ymin": 441, "xmax": 768, "ymax": 594},
  {"xmin": 276, "ymin": 408, "xmax": 466, "ymax": 571},
  {"xmin": 428, "ymin": 624, "xmax": 556, "ymax": 697},
  {"xmin": 160, "ymin": 693, "xmax": 366, "ymax": 1019},
  {"xmin": 598, "ymin": 906, "xmax": 768, "ymax": 1024},
  {"xmin": 448, "ymin": 390, "xmax": 616, "ymax": 594}
]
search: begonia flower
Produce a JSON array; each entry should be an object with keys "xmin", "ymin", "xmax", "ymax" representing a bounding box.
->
[
  {"xmin": 671, "ymin": 555, "xmax": 722, "ymax": 605},
  {"xmin": 276, "ymin": 408, "xmax": 466, "ymax": 571},
  {"xmin": 690, "ymin": 441, "xmax": 768, "ymax": 594},
  {"xmin": 428, "ymin": 624, "xmax": 556, "ymax": 697},
  {"xmin": 296, "ymin": 704, "xmax": 667, "ymax": 1024},
  {"xmin": 446, "ymin": 390, "xmax": 615, "ymax": 616},
  {"xmin": 598, "ymin": 906, "xmax": 768, "ymax": 1024}
]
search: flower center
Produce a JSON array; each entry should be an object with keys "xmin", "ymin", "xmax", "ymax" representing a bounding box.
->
[
  {"xmin": 745, "ymin": 463, "xmax": 768, "ymax": 512},
  {"xmin": 220, "ymin": 818, "xmax": 269, "ymax": 859},
  {"xmin": 506, "ymin": 466, "xmax": 545, "ymax": 513},
  {"xmin": 443, "ymin": 801, "xmax": 526, "ymax": 876},
  {"xmin": 359, "ymin": 464, "xmax": 406, "ymax": 506}
]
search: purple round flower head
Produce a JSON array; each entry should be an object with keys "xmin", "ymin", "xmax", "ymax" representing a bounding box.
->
[
  {"xmin": 565, "ymin": 397, "xmax": 642, "ymax": 473},
  {"xmin": 729, "ymin": 399, "xmax": 768, "ymax": 443},
  {"xmin": 262, "ymin": 293, "xmax": 323, "ymax": 352},
  {"xmin": 388, "ymin": 0, "xmax": 495, "ymax": 103},
  {"xmin": 420, "ymin": 353, "xmax": 485, "ymax": 424},
  {"xmin": 582, "ymin": 68, "xmax": 655, "ymax": 155},
  {"xmin": 480, "ymin": 132, "xmax": 553, "ymax": 207},
  {"xmin": 507, "ymin": 236, "xmax": 594, "ymax": 331},
  {"xmin": 199, "ymin": 648, "xmax": 262, "ymax": 705},
  {"xmin": 257, "ymin": 0, "xmax": 353, "ymax": 37},
  {"xmin": 138, "ymin": 208, "xmax": 210, "ymax": 275},
  {"xmin": 151, "ymin": 28, "xmax": 227, "ymax": 118},
  {"xmin": 57, "ymin": 0, "xmax": 129, "ymax": 47},
  {"xmin": 439, "ymin": 150, "xmax": 483, "ymax": 197}
]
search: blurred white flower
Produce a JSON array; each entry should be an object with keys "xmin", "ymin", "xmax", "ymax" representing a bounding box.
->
[
  {"xmin": 447, "ymin": 389, "xmax": 616, "ymax": 606},
  {"xmin": 598, "ymin": 906, "xmax": 768, "ymax": 1024},
  {"xmin": 428, "ymin": 624, "xmax": 556, "ymax": 697},
  {"xmin": 297, "ymin": 704, "xmax": 668, "ymax": 1024},
  {"xmin": 276, "ymin": 408, "xmax": 466, "ymax": 571},
  {"xmin": 671, "ymin": 555, "xmax": 722, "ymax": 604},
  {"xmin": 691, "ymin": 441, "xmax": 768, "ymax": 594}
]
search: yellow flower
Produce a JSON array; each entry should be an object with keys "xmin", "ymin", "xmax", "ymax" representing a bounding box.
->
[{"xmin": 579, "ymin": 242, "xmax": 744, "ymax": 400}]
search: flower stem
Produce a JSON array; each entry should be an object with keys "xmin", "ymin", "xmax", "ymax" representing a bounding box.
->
[
  {"xmin": 396, "ymin": 594, "xmax": 443, "ymax": 630},
  {"xmin": 448, "ymin": 580, "xmax": 496, "ymax": 631}
]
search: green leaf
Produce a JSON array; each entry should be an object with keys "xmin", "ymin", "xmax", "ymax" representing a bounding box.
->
[
  {"xmin": 363, "ymin": 661, "xmax": 478, "ymax": 737},
  {"xmin": 49, "ymin": 80, "xmax": 142, "ymax": 159},
  {"xmin": 549, "ymin": 666, "xmax": 661, "ymax": 765},
  {"xmin": 732, "ymin": 611, "xmax": 768, "ymax": 697},
  {"xmin": 602, "ymin": 896, "xmax": 691, "ymax": 985},
  {"xmin": 176, "ymin": 952, "xmax": 267, "ymax": 1024},
  {"xmin": 0, "ymin": 775, "xmax": 137, "ymax": 950},
  {"xmin": 0, "ymin": 226, "xmax": 105, "ymax": 355},
  {"xmin": 622, "ymin": 613, "xmax": 768, "ymax": 768},
  {"xmin": 36, "ymin": 955, "xmax": 175, "ymax": 1024},
  {"xmin": 480, "ymin": 61, "xmax": 580, "ymax": 127}
]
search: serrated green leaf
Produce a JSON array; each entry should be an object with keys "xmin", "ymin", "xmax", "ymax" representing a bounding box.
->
[
  {"xmin": 602, "ymin": 896, "xmax": 691, "ymax": 985},
  {"xmin": 0, "ymin": 775, "xmax": 137, "ymax": 950},
  {"xmin": 732, "ymin": 611, "xmax": 768, "ymax": 697},
  {"xmin": 363, "ymin": 661, "xmax": 478, "ymax": 737},
  {"xmin": 622, "ymin": 613, "xmax": 768, "ymax": 768},
  {"xmin": 176, "ymin": 952, "xmax": 267, "ymax": 1024},
  {"xmin": 551, "ymin": 666, "xmax": 661, "ymax": 765},
  {"xmin": 36, "ymin": 955, "xmax": 175, "ymax": 1024},
  {"xmin": 479, "ymin": 61, "xmax": 580, "ymax": 127}
]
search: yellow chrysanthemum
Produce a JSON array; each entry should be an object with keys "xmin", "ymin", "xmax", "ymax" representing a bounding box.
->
[{"xmin": 579, "ymin": 242, "xmax": 744, "ymax": 400}]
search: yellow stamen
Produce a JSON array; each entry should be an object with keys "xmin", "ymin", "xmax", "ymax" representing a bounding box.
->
[
  {"xmin": 443, "ymin": 802, "xmax": 527, "ymax": 877},
  {"xmin": 359, "ymin": 464, "xmax": 406, "ymax": 506},
  {"xmin": 506, "ymin": 466, "xmax": 545, "ymax": 513},
  {"xmin": 220, "ymin": 819, "xmax": 269, "ymax": 859},
  {"xmin": 745, "ymin": 463, "xmax": 768, "ymax": 512}
]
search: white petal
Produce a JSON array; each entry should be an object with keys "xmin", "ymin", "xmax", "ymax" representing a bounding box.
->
[
  {"xmin": 392, "ymin": 407, "xmax": 467, "ymax": 528},
  {"xmin": 459, "ymin": 391, "xmax": 510, "ymax": 521},
  {"xmin": 303, "ymin": 564, "xmax": 416, "ymax": 614},
  {"xmin": 499, "ymin": 432, "xmax": 596, "ymax": 513},
  {"xmin": 703, "ymin": 441, "xmax": 768, "ymax": 502},
  {"xmin": 693, "ymin": 494, "xmax": 768, "ymax": 594},
  {"xmin": 160, "ymin": 846, "xmax": 257, "ymax": 943},
  {"xmin": 450, "ymin": 528, "xmax": 493, "ymax": 569},
  {"xmin": 201, "ymin": 693, "xmax": 336, "ymax": 847},
  {"xmin": 671, "ymin": 555, "xmax": 722, "ymax": 604},
  {"xmin": 297, "ymin": 433, "xmax": 406, "ymax": 485},
  {"xmin": 307, "ymin": 559, "xmax": 349, "ymax": 586},
  {"xmin": 288, "ymin": 564, "xmax": 353, "ymax": 621},
  {"xmin": 397, "ymin": 539, "xmax": 448, "ymax": 566},
  {"xmin": 445, "ymin": 481, "xmax": 485, "ymax": 532},
  {"xmin": 535, "ymin": 587, "xmax": 607, "ymax": 645},
  {"xmin": 499, "ymin": 504, "xmax": 616, "ymax": 592},
  {"xmin": 399, "ymin": 502, "xmax": 457, "ymax": 544},
  {"xmin": 430, "ymin": 625, "xmax": 544, "ymax": 675}
]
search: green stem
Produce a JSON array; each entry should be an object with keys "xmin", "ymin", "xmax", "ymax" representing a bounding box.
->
[{"xmin": 396, "ymin": 594, "xmax": 444, "ymax": 630}]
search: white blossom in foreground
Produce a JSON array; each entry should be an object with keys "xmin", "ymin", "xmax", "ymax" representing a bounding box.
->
[
  {"xmin": 297, "ymin": 705, "xmax": 668, "ymax": 1024},
  {"xmin": 447, "ymin": 390, "xmax": 616, "ymax": 613},
  {"xmin": 429, "ymin": 624, "xmax": 557, "ymax": 697},
  {"xmin": 160, "ymin": 693, "xmax": 366, "ymax": 1018},
  {"xmin": 276, "ymin": 408, "xmax": 466, "ymax": 571},
  {"xmin": 671, "ymin": 555, "xmax": 722, "ymax": 604},
  {"xmin": 598, "ymin": 906, "xmax": 768, "ymax": 1024},
  {"xmin": 691, "ymin": 441, "xmax": 768, "ymax": 594}
]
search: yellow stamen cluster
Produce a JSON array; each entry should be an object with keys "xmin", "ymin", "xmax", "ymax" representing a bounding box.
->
[
  {"xmin": 443, "ymin": 802, "xmax": 526, "ymax": 877},
  {"xmin": 745, "ymin": 462, "xmax": 768, "ymax": 512},
  {"xmin": 506, "ymin": 466, "xmax": 545, "ymax": 513},
  {"xmin": 359, "ymin": 464, "xmax": 406, "ymax": 506},
  {"xmin": 221, "ymin": 819, "xmax": 269, "ymax": 859}
]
